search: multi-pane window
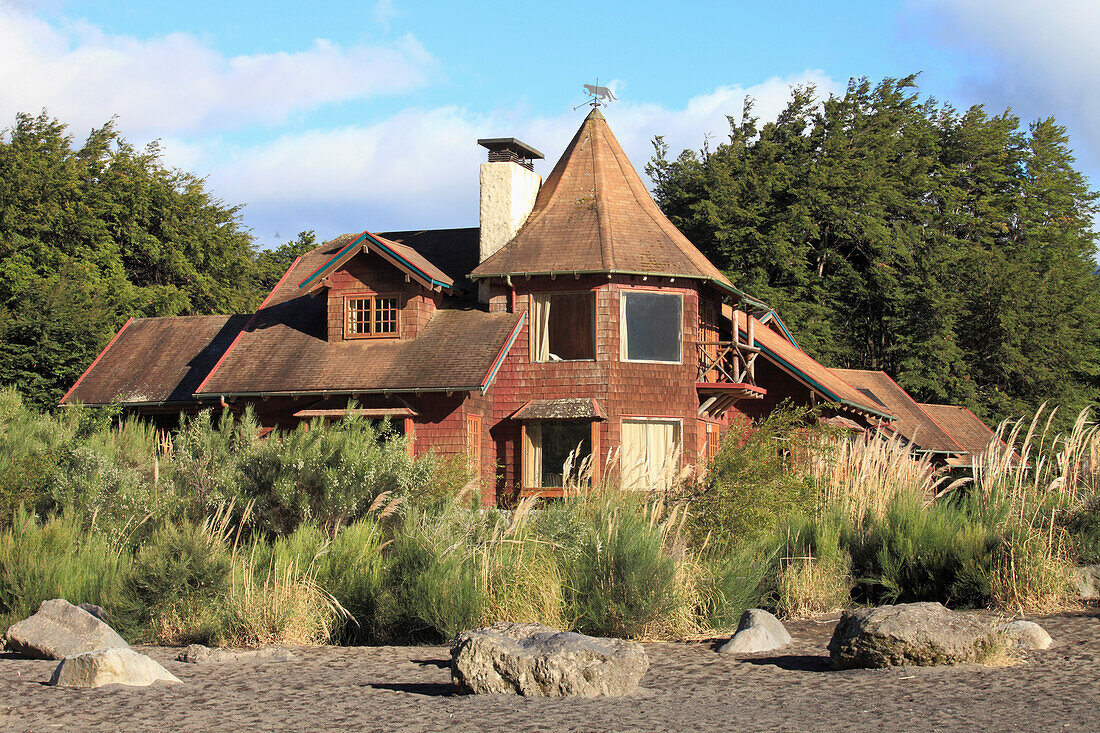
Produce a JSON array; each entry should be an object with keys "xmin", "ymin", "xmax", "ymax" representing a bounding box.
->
[{"xmin": 346, "ymin": 295, "xmax": 399, "ymax": 338}]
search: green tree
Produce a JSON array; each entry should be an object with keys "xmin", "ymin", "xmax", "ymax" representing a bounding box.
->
[
  {"xmin": 650, "ymin": 77, "xmax": 1100, "ymax": 426},
  {"xmin": 0, "ymin": 112, "xmax": 266, "ymax": 407}
]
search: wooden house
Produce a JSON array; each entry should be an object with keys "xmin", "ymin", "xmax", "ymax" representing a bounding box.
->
[{"xmin": 62, "ymin": 109, "xmax": 948, "ymax": 506}]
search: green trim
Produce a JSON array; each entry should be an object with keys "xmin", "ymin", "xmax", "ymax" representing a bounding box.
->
[
  {"xmin": 363, "ymin": 233, "xmax": 452, "ymax": 290},
  {"xmin": 298, "ymin": 233, "xmax": 368, "ymax": 290}
]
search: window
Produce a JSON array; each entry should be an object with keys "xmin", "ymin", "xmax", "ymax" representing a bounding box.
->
[
  {"xmin": 345, "ymin": 294, "xmax": 399, "ymax": 338},
  {"xmin": 523, "ymin": 421, "xmax": 592, "ymax": 488},
  {"xmin": 621, "ymin": 291, "xmax": 682, "ymax": 362},
  {"xmin": 530, "ymin": 292, "xmax": 596, "ymax": 362},
  {"xmin": 467, "ymin": 415, "xmax": 481, "ymax": 479},
  {"xmin": 621, "ymin": 419, "xmax": 681, "ymax": 490}
]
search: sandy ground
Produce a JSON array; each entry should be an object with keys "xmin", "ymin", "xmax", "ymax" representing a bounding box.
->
[{"xmin": 2, "ymin": 610, "xmax": 1098, "ymax": 732}]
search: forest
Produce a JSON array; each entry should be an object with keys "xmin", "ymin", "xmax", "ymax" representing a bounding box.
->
[{"xmin": 649, "ymin": 75, "xmax": 1100, "ymax": 427}]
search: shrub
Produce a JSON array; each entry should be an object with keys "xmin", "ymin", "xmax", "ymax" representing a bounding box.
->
[
  {"xmin": 0, "ymin": 508, "xmax": 126, "ymax": 633},
  {"xmin": 768, "ymin": 512, "xmax": 852, "ymax": 618},
  {"xmin": 689, "ymin": 406, "xmax": 829, "ymax": 552},
  {"xmin": 697, "ymin": 544, "xmax": 769, "ymax": 630},
  {"xmin": 117, "ymin": 518, "xmax": 232, "ymax": 643},
  {"xmin": 565, "ymin": 496, "xmax": 684, "ymax": 638}
]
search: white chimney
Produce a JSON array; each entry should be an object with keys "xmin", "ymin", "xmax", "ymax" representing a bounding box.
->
[{"xmin": 477, "ymin": 138, "xmax": 543, "ymax": 263}]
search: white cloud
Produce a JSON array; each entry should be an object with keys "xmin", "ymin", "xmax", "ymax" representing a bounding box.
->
[
  {"xmin": 0, "ymin": 4, "xmax": 435, "ymax": 137},
  {"xmin": 373, "ymin": 0, "xmax": 398, "ymax": 28},
  {"xmin": 165, "ymin": 71, "xmax": 841, "ymax": 242},
  {"xmin": 911, "ymin": 0, "xmax": 1100, "ymax": 167}
]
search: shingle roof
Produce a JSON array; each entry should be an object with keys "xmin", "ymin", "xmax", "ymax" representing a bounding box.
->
[
  {"xmin": 196, "ymin": 242, "xmax": 522, "ymax": 396},
  {"xmin": 380, "ymin": 228, "xmax": 480, "ymax": 283},
  {"xmin": 730, "ymin": 309, "xmax": 895, "ymax": 420},
  {"xmin": 918, "ymin": 403, "xmax": 1002, "ymax": 465},
  {"xmin": 470, "ymin": 108, "xmax": 734, "ymax": 289},
  {"xmin": 60, "ymin": 314, "xmax": 249, "ymax": 406},
  {"xmin": 832, "ymin": 369, "xmax": 964, "ymax": 454}
]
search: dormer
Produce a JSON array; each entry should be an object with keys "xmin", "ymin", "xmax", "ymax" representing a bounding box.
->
[{"xmin": 296, "ymin": 231, "xmax": 456, "ymax": 342}]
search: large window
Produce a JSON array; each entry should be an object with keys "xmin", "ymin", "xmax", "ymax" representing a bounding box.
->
[
  {"xmin": 530, "ymin": 292, "xmax": 596, "ymax": 362},
  {"xmin": 621, "ymin": 418, "xmax": 681, "ymax": 490},
  {"xmin": 621, "ymin": 291, "xmax": 682, "ymax": 362},
  {"xmin": 346, "ymin": 294, "xmax": 399, "ymax": 338},
  {"xmin": 523, "ymin": 421, "xmax": 593, "ymax": 488}
]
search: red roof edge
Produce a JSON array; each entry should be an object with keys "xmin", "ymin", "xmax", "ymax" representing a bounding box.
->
[
  {"xmin": 479, "ymin": 311, "xmax": 526, "ymax": 391},
  {"xmin": 59, "ymin": 317, "xmax": 134, "ymax": 405},
  {"xmin": 195, "ymin": 256, "xmax": 302, "ymax": 396}
]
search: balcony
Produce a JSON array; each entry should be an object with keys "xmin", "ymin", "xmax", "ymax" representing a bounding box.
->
[{"xmin": 697, "ymin": 322, "xmax": 765, "ymax": 417}]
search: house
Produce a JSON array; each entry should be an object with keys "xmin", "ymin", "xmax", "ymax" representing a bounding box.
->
[{"xmin": 62, "ymin": 108, "xmax": 997, "ymax": 505}]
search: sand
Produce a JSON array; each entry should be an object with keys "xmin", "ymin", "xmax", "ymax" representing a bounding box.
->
[{"xmin": 2, "ymin": 610, "xmax": 1097, "ymax": 732}]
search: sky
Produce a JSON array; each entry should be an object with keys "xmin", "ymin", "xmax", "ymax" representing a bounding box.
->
[{"xmin": 1, "ymin": 0, "xmax": 1097, "ymax": 248}]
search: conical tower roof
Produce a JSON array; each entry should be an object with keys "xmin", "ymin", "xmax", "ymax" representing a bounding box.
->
[{"xmin": 470, "ymin": 108, "xmax": 734, "ymax": 290}]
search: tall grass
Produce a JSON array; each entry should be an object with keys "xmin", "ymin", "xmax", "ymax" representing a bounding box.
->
[{"xmin": 0, "ymin": 508, "xmax": 128, "ymax": 632}]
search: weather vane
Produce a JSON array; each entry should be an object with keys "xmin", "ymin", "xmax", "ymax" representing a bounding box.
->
[{"xmin": 576, "ymin": 79, "xmax": 617, "ymax": 110}]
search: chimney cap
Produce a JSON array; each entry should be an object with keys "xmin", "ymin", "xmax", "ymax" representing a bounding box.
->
[{"xmin": 477, "ymin": 137, "xmax": 544, "ymax": 161}]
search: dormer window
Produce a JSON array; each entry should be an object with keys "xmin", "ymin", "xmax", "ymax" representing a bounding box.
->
[{"xmin": 345, "ymin": 293, "xmax": 399, "ymax": 339}]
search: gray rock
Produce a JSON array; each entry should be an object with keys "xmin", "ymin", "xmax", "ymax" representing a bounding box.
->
[
  {"xmin": 827, "ymin": 602, "xmax": 997, "ymax": 668},
  {"xmin": 177, "ymin": 644, "xmax": 298, "ymax": 663},
  {"xmin": 718, "ymin": 609, "xmax": 792, "ymax": 654},
  {"xmin": 997, "ymin": 620, "xmax": 1053, "ymax": 651},
  {"xmin": 4, "ymin": 599, "xmax": 129, "ymax": 660},
  {"xmin": 451, "ymin": 623, "xmax": 648, "ymax": 697},
  {"xmin": 49, "ymin": 647, "xmax": 181, "ymax": 688},
  {"xmin": 1072, "ymin": 564, "xmax": 1100, "ymax": 600}
]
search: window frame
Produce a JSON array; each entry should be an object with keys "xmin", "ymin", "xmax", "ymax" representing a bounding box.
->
[
  {"xmin": 529, "ymin": 290, "xmax": 598, "ymax": 363},
  {"xmin": 619, "ymin": 289, "xmax": 683, "ymax": 364},
  {"xmin": 343, "ymin": 291, "xmax": 401, "ymax": 340}
]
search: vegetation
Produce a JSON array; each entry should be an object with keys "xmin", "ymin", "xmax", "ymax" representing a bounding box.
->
[
  {"xmin": 649, "ymin": 75, "xmax": 1100, "ymax": 429},
  {"xmin": 2, "ymin": 392, "xmax": 1096, "ymax": 647},
  {"xmin": 0, "ymin": 112, "xmax": 319, "ymax": 409}
]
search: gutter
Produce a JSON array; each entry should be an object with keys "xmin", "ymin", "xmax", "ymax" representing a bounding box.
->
[{"xmin": 469, "ymin": 269, "xmax": 768, "ymax": 308}]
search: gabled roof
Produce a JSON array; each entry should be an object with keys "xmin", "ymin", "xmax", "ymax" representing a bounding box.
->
[
  {"xmin": 832, "ymin": 369, "xmax": 964, "ymax": 454},
  {"xmin": 729, "ymin": 308, "xmax": 894, "ymax": 420},
  {"xmin": 195, "ymin": 244, "xmax": 522, "ymax": 396},
  {"xmin": 60, "ymin": 314, "xmax": 250, "ymax": 406},
  {"xmin": 918, "ymin": 403, "xmax": 1007, "ymax": 466},
  {"xmin": 298, "ymin": 231, "xmax": 456, "ymax": 294},
  {"xmin": 470, "ymin": 108, "xmax": 735, "ymax": 291}
]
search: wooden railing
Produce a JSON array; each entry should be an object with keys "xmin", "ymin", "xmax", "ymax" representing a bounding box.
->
[{"xmin": 697, "ymin": 340, "xmax": 761, "ymax": 384}]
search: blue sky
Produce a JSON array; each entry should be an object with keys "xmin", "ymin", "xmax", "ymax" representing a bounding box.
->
[{"xmin": 2, "ymin": 0, "xmax": 1097, "ymax": 247}]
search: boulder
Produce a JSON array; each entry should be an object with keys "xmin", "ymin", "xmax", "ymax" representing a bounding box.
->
[
  {"xmin": 451, "ymin": 623, "xmax": 648, "ymax": 697},
  {"xmin": 827, "ymin": 602, "xmax": 997, "ymax": 668},
  {"xmin": 78, "ymin": 603, "xmax": 108, "ymax": 622},
  {"xmin": 49, "ymin": 648, "xmax": 181, "ymax": 688},
  {"xmin": 718, "ymin": 609, "xmax": 792, "ymax": 654},
  {"xmin": 4, "ymin": 599, "xmax": 129, "ymax": 660},
  {"xmin": 1072, "ymin": 564, "xmax": 1100, "ymax": 600},
  {"xmin": 177, "ymin": 644, "xmax": 298, "ymax": 663},
  {"xmin": 997, "ymin": 620, "xmax": 1053, "ymax": 651}
]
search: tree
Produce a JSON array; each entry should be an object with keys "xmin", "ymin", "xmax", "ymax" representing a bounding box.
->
[
  {"xmin": 0, "ymin": 112, "xmax": 267, "ymax": 407},
  {"xmin": 650, "ymin": 77, "xmax": 1100, "ymax": 427}
]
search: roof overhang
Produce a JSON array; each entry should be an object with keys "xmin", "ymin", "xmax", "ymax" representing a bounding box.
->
[
  {"xmin": 468, "ymin": 269, "xmax": 768, "ymax": 306},
  {"xmin": 511, "ymin": 397, "xmax": 605, "ymax": 421},
  {"xmin": 299, "ymin": 231, "xmax": 455, "ymax": 294}
]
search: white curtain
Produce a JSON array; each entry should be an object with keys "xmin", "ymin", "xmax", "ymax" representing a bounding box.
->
[
  {"xmin": 621, "ymin": 420, "xmax": 680, "ymax": 490},
  {"xmin": 523, "ymin": 423, "xmax": 542, "ymax": 488},
  {"xmin": 529, "ymin": 294, "xmax": 551, "ymax": 362}
]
